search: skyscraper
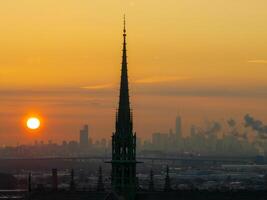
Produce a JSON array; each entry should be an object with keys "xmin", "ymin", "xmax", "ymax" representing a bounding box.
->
[
  {"xmin": 79, "ymin": 125, "xmax": 89, "ymax": 148},
  {"xmin": 176, "ymin": 116, "xmax": 182, "ymax": 138},
  {"xmin": 111, "ymin": 17, "xmax": 137, "ymax": 200}
]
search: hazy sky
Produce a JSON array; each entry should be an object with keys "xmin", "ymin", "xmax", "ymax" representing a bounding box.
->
[{"xmin": 1, "ymin": 0, "xmax": 267, "ymax": 145}]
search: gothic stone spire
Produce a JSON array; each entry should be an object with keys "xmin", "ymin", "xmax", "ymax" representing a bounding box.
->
[
  {"xmin": 111, "ymin": 16, "xmax": 137, "ymax": 200},
  {"xmin": 116, "ymin": 15, "xmax": 132, "ymax": 135}
]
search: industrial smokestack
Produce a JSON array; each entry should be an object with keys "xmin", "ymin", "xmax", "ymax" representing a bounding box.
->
[
  {"xmin": 28, "ymin": 172, "xmax": 32, "ymax": 193},
  {"xmin": 70, "ymin": 169, "xmax": 75, "ymax": 191},
  {"xmin": 52, "ymin": 168, "xmax": 58, "ymax": 191}
]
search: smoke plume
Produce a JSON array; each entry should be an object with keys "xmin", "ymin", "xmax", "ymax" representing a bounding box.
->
[{"xmin": 244, "ymin": 114, "xmax": 267, "ymax": 134}]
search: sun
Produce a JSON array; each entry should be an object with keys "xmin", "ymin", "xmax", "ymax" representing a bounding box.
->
[{"xmin": 26, "ymin": 117, "xmax": 40, "ymax": 130}]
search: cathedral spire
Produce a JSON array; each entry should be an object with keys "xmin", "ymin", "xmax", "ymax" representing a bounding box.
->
[
  {"xmin": 111, "ymin": 16, "xmax": 137, "ymax": 200},
  {"xmin": 117, "ymin": 15, "xmax": 131, "ymax": 135}
]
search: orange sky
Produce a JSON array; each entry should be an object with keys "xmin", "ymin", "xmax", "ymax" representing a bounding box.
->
[{"xmin": 1, "ymin": 0, "xmax": 267, "ymax": 145}]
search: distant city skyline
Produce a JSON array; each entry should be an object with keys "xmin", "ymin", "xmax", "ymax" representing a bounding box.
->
[
  {"xmin": 1, "ymin": 113, "xmax": 266, "ymax": 158},
  {"xmin": 1, "ymin": 97, "xmax": 267, "ymax": 146}
]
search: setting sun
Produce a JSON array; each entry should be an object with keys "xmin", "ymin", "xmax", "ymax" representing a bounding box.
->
[{"xmin": 26, "ymin": 117, "xmax": 40, "ymax": 130}]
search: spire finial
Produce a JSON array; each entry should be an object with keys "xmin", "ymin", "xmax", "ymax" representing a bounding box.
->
[{"xmin": 123, "ymin": 15, "xmax": 126, "ymax": 35}]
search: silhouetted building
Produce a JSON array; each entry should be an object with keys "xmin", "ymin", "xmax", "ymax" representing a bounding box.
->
[
  {"xmin": 176, "ymin": 115, "xmax": 182, "ymax": 138},
  {"xmin": 110, "ymin": 17, "xmax": 137, "ymax": 200},
  {"xmin": 79, "ymin": 125, "xmax": 89, "ymax": 148}
]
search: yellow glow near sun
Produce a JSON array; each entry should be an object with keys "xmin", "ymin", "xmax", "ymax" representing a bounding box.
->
[{"xmin": 27, "ymin": 117, "xmax": 40, "ymax": 130}]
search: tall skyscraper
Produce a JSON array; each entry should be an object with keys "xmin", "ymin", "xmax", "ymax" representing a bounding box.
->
[
  {"xmin": 79, "ymin": 125, "xmax": 89, "ymax": 148},
  {"xmin": 111, "ymin": 17, "xmax": 137, "ymax": 200},
  {"xmin": 176, "ymin": 116, "xmax": 182, "ymax": 138}
]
